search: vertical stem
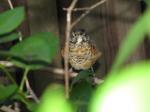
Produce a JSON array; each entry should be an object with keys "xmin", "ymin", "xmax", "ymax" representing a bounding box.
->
[
  {"xmin": 19, "ymin": 68, "xmax": 30, "ymax": 91},
  {"xmin": 64, "ymin": 12, "xmax": 71, "ymax": 98},
  {"xmin": 64, "ymin": 0, "xmax": 78, "ymax": 98}
]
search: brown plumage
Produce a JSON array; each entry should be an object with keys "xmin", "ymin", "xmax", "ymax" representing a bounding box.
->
[{"xmin": 62, "ymin": 29, "xmax": 102, "ymax": 70}]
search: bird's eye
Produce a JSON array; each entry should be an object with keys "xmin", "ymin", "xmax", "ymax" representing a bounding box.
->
[
  {"xmin": 72, "ymin": 32, "xmax": 77, "ymax": 37},
  {"xmin": 86, "ymin": 35, "xmax": 90, "ymax": 41},
  {"xmin": 70, "ymin": 37, "xmax": 76, "ymax": 43},
  {"xmin": 82, "ymin": 35, "xmax": 90, "ymax": 42}
]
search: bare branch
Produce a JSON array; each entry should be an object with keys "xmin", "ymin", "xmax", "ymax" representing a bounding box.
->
[
  {"xmin": 71, "ymin": 0, "xmax": 106, "ymax": 28},
  {"xmin": 7, "ymin": 0, "xmax": 13, "ymax": 9},
  {"xmin": 63, "ymin": 7, "xmax": 90, "ymax": 11},
  {"xmin": 93, "ymin": 77, "xmax": 104, "ymax": 84},
  {"xmin": 0, "ymin": 60, "xmax": 78, "ymax": 77},
  {"xmin": 26, "ymin": 79, "xmax": 40, "ymax": 103},
  {"xmin": 0, "ymin": 60, "xmax": 104, "ymax": 86},
  {"xmin": 0, "ymin": 61, "xmax": 14, "ymax": 67},
  {"xmin": 64, "ymin": 0, "xmax": 78, "ymax": 98},
  {"xmin": 44, "ymin": 67, "xmax": 78, "ymax": 77}
]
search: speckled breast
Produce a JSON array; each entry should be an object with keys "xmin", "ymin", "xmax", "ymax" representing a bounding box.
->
[{"xmin": 69, "ymin": 42, "xmax": 101, "ymax": 70}]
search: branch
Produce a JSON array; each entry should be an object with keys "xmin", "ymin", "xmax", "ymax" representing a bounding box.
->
[
  {"xmin": 0, "ymin": 61, "xmax": 14, "ymax": 67},
  {"xmin": 7, "ymin": 0, "xmax": 13, "ymax": 9},
  {"xmin": 63, "ymin": 7, "xmax": 90, "ymax": 11},
  {"xmin": 0, "ymin": 61, "xmax": 78, "ymax": 77},
  {"xmin": 26, "ymin": 79, "xmax": 40, "ymax": 103},
  {"xmin": 0, "ymin": 61, "xmax": 104, "ymax": 84},
  {"xmin": 0, "ymin": 60, "xmax": 104, "ymax": 86},
  {"xmin": 44, "ymin": 67, "xmax": 78, "ymax": 77},
  {"xmin": 71, "ymin": 0, "xmax": 106, "ymax": 28},
  {"xmin": 64, "ymin": 0, "xmax": 78, "ymax": 98}
]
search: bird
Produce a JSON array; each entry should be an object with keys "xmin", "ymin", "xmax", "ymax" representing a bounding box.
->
[{"xmin": 62, "ymin": 29, "xmax": 102, "ymax": 70}]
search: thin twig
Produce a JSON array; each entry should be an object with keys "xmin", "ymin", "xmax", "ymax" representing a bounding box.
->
[
  {"xmin": 44, "ymin": 67, "xmax": 104, "ymax": 84},
  {"xmin": 71, "ymin": 0, "xmax": 106, "ymax": 28},
  {"xmin": 7, "ymin": 0, "xmax": 13, "ymax": 9},
  {"xmin": 63, "ymin": 7, "xmax": 90, "ymax": 11},
  {"xmin": 7, "ymin": 0, "xmax": 23, "ymax": 41},
  {"xmin": 44, "ymin": 67, "xmax": 78, "ymax": 77},
  {"xmin": 64, "ymin": 0, "xmax": 78, "ymax": 98},
  {"xmin": 0, "ymin": 60, "xmax": 78, "ymax": 77},
  {"xmin": 25, "ymin": 79, "xmax": 40, "ymax": 103}
]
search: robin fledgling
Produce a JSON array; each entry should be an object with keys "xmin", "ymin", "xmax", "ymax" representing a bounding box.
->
[{"xmin": 62, "ymin": 29, "xmax": 102, "ymax": 70}]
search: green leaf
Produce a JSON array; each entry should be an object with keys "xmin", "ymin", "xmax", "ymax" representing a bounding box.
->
[
  {"xmin": 70, "ymin": 81, "xmax": 93, "ymax": 112},
  {"xmin": 144, "ymin": 0, "xmax": 150, "ymax": 5},
  {"xmin": 36, "ymin": 84, "xmax": 73, "ymax": 112},
  {"xmin": 10, "ymin": 32, "xmax": 59, "ymax": 69},
  {"xmin": 0, "ymin": 7, "xmax": 24, "ymax": 35},
  {"xmin": 90, "ymin": 61, "xmax": 150, "ymax": 112},
  {"xmin": 0, "ymin": 84, "xmax": 18, "ymax": 102},
  {"xmin": 0, "ymin": 33, "xmax": 19, "ymax": 43},
  {"xmin": 111, "ymin": 9, "xmax": 150, "ymax": 71},
  {"xmin": 71, "ymin": 70, "xmax": 92, "ymax": 89}
]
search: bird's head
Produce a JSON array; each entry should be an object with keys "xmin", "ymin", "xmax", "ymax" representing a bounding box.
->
[{"xmin": 70, "ymin": 29, "xmax": 90, "ymax": 44}]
